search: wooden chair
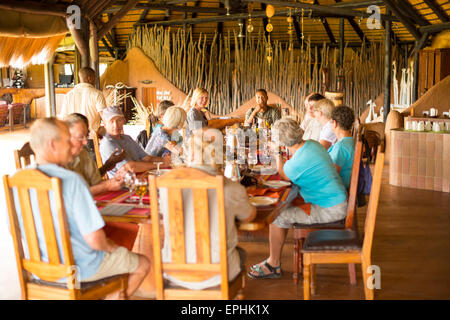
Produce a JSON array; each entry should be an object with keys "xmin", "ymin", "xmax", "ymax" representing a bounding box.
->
[
  {"xmin": 302, "ymin": 145, "xmax": 384, "ymax": 300},
  {"xmin": 149, "ymin": 167, "xmax": 246, "ymax": 300},
  {"xmin": 92, "ymin": 131, "xmax": 103, "ymax": 169},
  {"xmin": 3, "ymin": 169, "xmax": 128, "ymax": 300},
  {"xmin": 14, "ymin": 142, "xmax": 35, "ymax": 170},
  {"xmin": 292, "ymin": 139, "xmax": 363, "ymax": 284}
]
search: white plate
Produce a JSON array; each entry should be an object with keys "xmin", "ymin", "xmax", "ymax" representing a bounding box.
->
[
  {"xmin": 250, "ymin": 166, "xmax": 278, "ymax": 175},
  {"xmin": 249, "ymin": 196, "xmax": 278, "ymax": 207},
  {"xmin": 263, "ymin": 180, "xmax": 291, "ymax": 188}
]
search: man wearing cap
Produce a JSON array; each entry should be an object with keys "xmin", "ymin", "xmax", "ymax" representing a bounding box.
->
[{"xmin": 100, "ymin": 106, "xmax": 171, "ymax": 178}]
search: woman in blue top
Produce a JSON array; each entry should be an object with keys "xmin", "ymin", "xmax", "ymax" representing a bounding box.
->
[
  {"xmin": 248, "ymin": 118, "xmax": 348, "ymax": 279},
  {"xmin": 328, "ymin": 106, "xmax": 355, "ymax": 189},
  {"xmin": 145, "ymin": 106, "xmax": 186, "ymax": 157}
]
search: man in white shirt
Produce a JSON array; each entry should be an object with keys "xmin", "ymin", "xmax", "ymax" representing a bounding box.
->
[
  {"xmin": 313, "ymin": 98, "xmax": 338, "ymax": 150},
  {"xmin": 59, "ymin": 67, "xmax": 107, "ymax": 158},
  {"xmin": 300, "ymin": 93, "xmax": 325, "ymax": 141}
]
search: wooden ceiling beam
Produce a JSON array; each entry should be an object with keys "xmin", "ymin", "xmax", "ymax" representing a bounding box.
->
[
  {"xmin": 97, "ymin": 0, "xmax": 139, "ymax": 40},
  {"xmin": 393, "ymin": 0, "xmax": 430, "ymax": 27},
  {"xmin": 383, "ymin": 0, "xmax": 422, "ymax": 40},
  {"xmin": 105, "ymin": 2, "xmax": 228, "ymax": 15},
  {"xmin": 419, "ymin": 21, "xmax": 450, "ymax": 34},
  {"xmin": 0, "ymin": 0, "xmax": 68, "ymax": 17},
  {"xmin": 243, "ymin": 0, "xmax": 399, "ymax": 22},
  {"xmin": 422, "ymin": 0, "xmax": 449, "ymax": 23},
  {"xmin": 333, "ymin": 0, "xmax": 369, "ymax": 45},
  {"xmin": 332, "ymin": 0, "xmax": 384, "ymax": 9},
  {"xmin": 313, "ymin": 0, "xmax": 335, "ymax": 44}
]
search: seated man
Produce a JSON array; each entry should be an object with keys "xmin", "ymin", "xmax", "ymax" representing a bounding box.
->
[
  {"xmin": 159, "ymin": 128, "xmax": 256, "ymax": 289},
  {"xmin": 248, "ymin": 118, "xmax": 347, "ymax": 279},
  {"xmin": 99, "ymin": 106, "xmax": 171, "ymax": 178},
  {"xmin": 328, "ymin": 106, "xmax": 356, "ymax": 189},
  {"xmin": 313, "ymin": 98, "xmax": 338, "ymax": 150},
  {"xmin": 26, "ymin": 118, "xmax": 149, "ymax": 298},
  {"xmin": 244, "ymin": 89, "xmax": 282, "ymax": 127},
  {"xmin": 145, "ymin": 106, "xmax": 186, "ymax": 157},
  {"xmin": 64, "ymin": 113, "xmax": 125, "ymax": 195},
  {"xmin": 300, "ymin": 93, "xmax": 324, "ymax": 141}
]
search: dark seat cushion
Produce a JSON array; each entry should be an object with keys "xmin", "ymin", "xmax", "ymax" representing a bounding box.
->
[
  {"xmin": 293, "ymin": 218, "xmax": 345, "ymax": 229},
  {"xmin": 29, "ymin": 273, "xmax": 127, "ymax": 291},
  {"xmin": 302, "ymin": 230, "xmax": 362, "ymax": 252}
]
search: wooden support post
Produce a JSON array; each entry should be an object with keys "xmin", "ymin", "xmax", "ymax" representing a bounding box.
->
[
  {"xmin": 68, "ymin": 15, "xmax": 90, "ymax": 69},
  {"xmin": 339, "ymin": 18, "xmax": 345, "ymax": 69},
  {"xmin": 44, "ymin": 59, "xmax": 56, "ymax": 117},
  {"xmin": 413, "ymin": 50, "xmax": 419, "ymax": 103},
  {"xmin": 383, "ymin": 10, "xmax": 392, "ymax": 122},
  {"xmin": 89, "ymin": 20, "xmax": 100, "ymax": 89}
]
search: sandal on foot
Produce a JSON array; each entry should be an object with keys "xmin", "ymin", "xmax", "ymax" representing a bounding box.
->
[{"xmin": 247, "ymin": 260, "xmax": 281, "ymax": 279}]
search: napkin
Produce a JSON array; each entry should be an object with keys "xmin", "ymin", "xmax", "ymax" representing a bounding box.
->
[
  {"xmin": 247, "ymin": 187, "xmax": 284, "ymax": 198},
  {"xmin": 100, "ymin": 204, "xmax": 134, "ymax": 216},
  {"xmin": 291, "ymin": 196, "xmax": 311, "ymax": 216}
]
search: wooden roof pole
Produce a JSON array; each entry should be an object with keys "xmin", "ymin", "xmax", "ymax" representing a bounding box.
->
[
  {"xmin": 383, "ymin": 0, "xmax": 422, "ymax": 40},
  {"xmin": 422, "ymin": 0, "xmax": 449, "ymax": 23},
  {"xmin": 97, "ymin": 0, "xmax": 140, "ymax": 40}
]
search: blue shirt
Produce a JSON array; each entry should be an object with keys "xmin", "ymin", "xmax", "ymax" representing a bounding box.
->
[
  {"xmin": 328, "ymin": 137, "xmax": 355, "ymax": 189},
  {"xmin": 13, "ymin": 164, "xmax": 105, "ymax": 280},
  {"xmin": 100, "ymin": 133, "xmax": 148, "ymax": 178},
  {"xmin": 283, "ymin": 140, "xmax": 347, "ymax": 208}
]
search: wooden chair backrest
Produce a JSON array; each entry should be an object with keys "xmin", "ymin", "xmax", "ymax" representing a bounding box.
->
[
  {"xmin": 14, "ymin": 142, "xmax": 35, "ymax": 170},
  {"xmin": 3, "ymin": 169, "xmax": 76, "ymax": 298},
  {"xmin": 362, "ymin": 144, "xmax": 385, "ymax": 258},
  {"xmin": 345, "ymin": 139, "xmax": 363, "ymax": 228},
  {"xmin": 149, "ymin": 167, "xmax": 229, "ymax": 299},
  {"xmin": 92, "ymin": 132, "xmax": 103, "ymax": 169}
]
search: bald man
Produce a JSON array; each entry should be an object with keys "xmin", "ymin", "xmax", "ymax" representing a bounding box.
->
[
  {"xmin": 59, "ymin": 67, "xmax": 107, "ymax": 158},
  {"xmin": 26, "ymin": 118, "xmax": 149, "ymax": 299}
]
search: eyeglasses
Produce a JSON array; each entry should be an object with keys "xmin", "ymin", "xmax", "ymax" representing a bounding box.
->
[{"xmin": 73, "ymin": 135, "xmax": 88, "ymax": 142}]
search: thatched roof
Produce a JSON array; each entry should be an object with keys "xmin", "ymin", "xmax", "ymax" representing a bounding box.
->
[{"xmin": 0, "ymin": 0, "xmax": 449, "ymax": 64}]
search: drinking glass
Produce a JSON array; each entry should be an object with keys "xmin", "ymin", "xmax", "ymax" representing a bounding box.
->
[
  {"xmin": 123, "ymin": 171, "xmax": 136, "ymax": 194},
  {"xmin": 155, "ymin": 162, "xmax": 164, "ymax": 176},
  {"xmin": 134, "ymin": 177, "xmax": 148, "ymax": 208}
]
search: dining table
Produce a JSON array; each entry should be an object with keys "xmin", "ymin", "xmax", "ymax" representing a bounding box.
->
[{"xmin": 95, "ymin": 168, "xmax": 304, "ymax": 298}]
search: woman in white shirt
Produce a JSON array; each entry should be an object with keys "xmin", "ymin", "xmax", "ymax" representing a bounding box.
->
[{"xmin": 313, "ymin": 98, "xmax": 338, "ymax": 150}]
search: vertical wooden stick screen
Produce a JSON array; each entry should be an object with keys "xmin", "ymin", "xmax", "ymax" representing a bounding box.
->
[{"xmin": 128, "ymin": 26, "xmax": 391, "ymax": 118}]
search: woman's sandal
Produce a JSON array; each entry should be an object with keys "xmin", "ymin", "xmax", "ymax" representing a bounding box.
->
[{"xmin": 247, "ymin": 260, "xmax": 282, "ymax": 279}]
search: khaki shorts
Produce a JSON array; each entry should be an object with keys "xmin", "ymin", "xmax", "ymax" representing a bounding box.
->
[
  {"xmin": 83, "ymin": 246, "xmax": 139, "ymax": 282},
  {"xmin": 273, "ymin": 200, "xmax": 348, "ymax": 229}
]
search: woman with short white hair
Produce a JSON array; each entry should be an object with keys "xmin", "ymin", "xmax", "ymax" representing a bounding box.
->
[
  {"xmin": 313, "ymin": 98, "xmax": 338, "ymax": 149},
  {"xmin": 159, "ymin": 128, "xmax": 256, "ymax": 290},
  {"xmin": 145, "ymin": 106, "xmax": 186, "ymax": 157},
  {"xmin": 248, "ymin": 118, "xmax": 348, "ymax": 279}
]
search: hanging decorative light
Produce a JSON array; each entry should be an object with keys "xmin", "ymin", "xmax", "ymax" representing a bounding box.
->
[
  {"xmin": 238, "ymin": 19, "xmax": 244, "ymax": 38},
  {"xmin": 265, "ymin": 4, "xmax": 275, "ymax": 64},
  {"xmin": 287, "ymin": 9, "xmax": 294, "ymax": 52},
  {"xmin": 247, "ymin": 3, "xmax": 254, "ymax": 33}
]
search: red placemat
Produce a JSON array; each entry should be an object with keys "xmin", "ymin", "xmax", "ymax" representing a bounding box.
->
[
  {"xmin": 94, "ymin": 190, "xmax": 128, "ymax": 202},
  {"xmin": 117, "ymin": 193, "xmax": 150, "ymax": 205}
]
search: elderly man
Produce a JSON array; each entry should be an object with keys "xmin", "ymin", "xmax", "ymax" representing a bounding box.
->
[
  {"xmin": 244, "ymin": 89, "xmax": 282, "ymax": 127},
  {"xmin": 59, "ymin": 67, "xmax": 106, "ymax": 158},
  {"xmin": 64, "ymin": 113, "xmax": 125, "ymax": 195},
  {"xmin": 99, "ymin": 106, "xmax": 171, "ymax": 178},
  {"xmin": 248, "ymin": 118, "xmax": 347, "ymax": 279},
  {"xmin": 27, "ymin": 118, "xmax": 149, "ymax": 299}
]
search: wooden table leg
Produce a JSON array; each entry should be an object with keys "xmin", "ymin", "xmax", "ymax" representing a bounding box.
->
[{"xmin": 132, "ymin": 223, "xmax": 156, "ymax": 299}]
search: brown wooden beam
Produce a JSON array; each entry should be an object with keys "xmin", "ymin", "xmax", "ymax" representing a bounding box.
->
[
  {"xmin": 334, "ymin": 0, "xmax": 369, "ymax": 44},
  {"xmin": 394, "ymin": 0, "xmax": 430, "ymax": 27},
  {"xmin": 0, "ymin": 0, "xmax": 68, "ymax": 17},
  {"xmin": 97, "ymin": 0, "xmax": 140, "ymax": 40},
  {"xmin": 420, "ymin": 21, "xmax": 450, "ymax": 34},
  {"xmin": 106, "ymin": 2, "xmax": 227, "ymax": 14},
  {"xmin": 383, "ymin": 0, "xmax": 422, "ymax": 40},
  {"xmin": 422, "ymin": 0, "xmax": 449, "ymax": 23}
]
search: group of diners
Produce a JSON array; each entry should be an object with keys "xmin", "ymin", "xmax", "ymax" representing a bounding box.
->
[{"xmin": 12, "ymin": 65, "xmax": 358, "ymax": 296}]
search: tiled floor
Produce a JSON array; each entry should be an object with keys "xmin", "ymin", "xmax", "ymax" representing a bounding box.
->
[{"xmin": 1, "ymin": 127, "xmax": 449, "ymax": 300}]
